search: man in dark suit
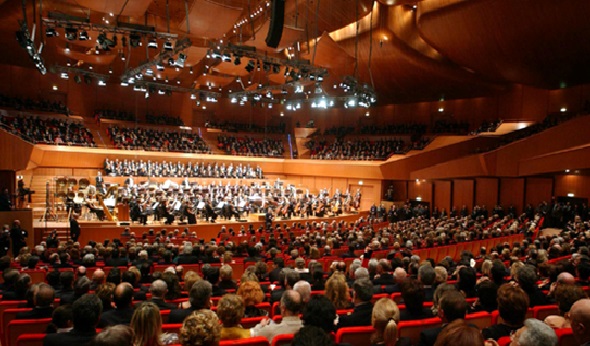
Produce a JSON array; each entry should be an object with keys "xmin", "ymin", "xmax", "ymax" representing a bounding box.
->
[
  {"xmin": 146, "ymin": 280, "xmax": 177, "ymax": 310},
  {"xmin": 373, "ymin": 259, "xmax": 395, "ymax": 285},
  {"xmin": 337, "ymin": 278, "xmax": 374, "ymax": 328},
  {"xmin": 97, "ymin": 283, "xmax": 135, "ymax": 327},
  {"xmin": 16, "ymin": 283, "xmax": 54, "ymax": 319},
  {"xmin": 43, "ymin": 293, "xmax": 102, "ymax": 346},
  {"xmin": 418, "ymin": 264, "xmax": 436, "ymax": 302},
  {"xmin": 57, "ymin": 271, "xmax": 76, "ymax": 305},
  {"xmin": 418, "ymin": 290, "xmax": 470, "ymax": 346},
  {"xmin": 168, "ymin": 280, "xmax": 212, "ymax": 323},
  {"xmin": 105, "ymin": 247, "xmax": 129, "ymax": 267},
  {"xmin": 270, "ymin": 269, "xmax": 300, "ymax": 304},
  {"xmin": 176, "ymin": 244, "xmax": 199, "ymax": 264},
  {"xmin": 70, "ymin": 215, "xmax": 81, "ymax": 242},
  {"xmin": 268, "ymin": 257, "xmax": 285, "ymax": 283}
]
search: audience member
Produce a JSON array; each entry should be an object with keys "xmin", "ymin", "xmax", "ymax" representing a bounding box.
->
[
  {"xmin": 251, "ymin": 290, "xmax": 303, "ymax": 342},
  {"xmin": 98, "ymin": 282, "xmax": 135, "ymax": 327},
  {"xmin": 482, "ymin": 283, "xmax": 529, "ymax": 340},
  {"xmin": 43, "ymin": 293, "xmax": 102, "ymax": 346},
  {"xmin": 511, "ymin": 318, "xmax": 558, "ymax": 346},
  {"xmin": 179, "ymin": 309, "xmax": 221, "ymax": 346},
  {"xmin": 90, "ymin": 325, "xmax": 134, "ymax": 346},
  {"xmin": 217, "ymin": 294, "xmax": 250, "ymax": 340},
  {"xmin": 168, "ymin": 280, "xmax": 212, "ymax": 323},
  {"xmin": 337, "ymin": 278, "xmax": 373, "ymax": 328}
]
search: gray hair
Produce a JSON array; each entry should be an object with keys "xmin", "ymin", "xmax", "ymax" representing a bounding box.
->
[
  {"xmin": 293, "ymin": 280, "xmax": 311, "ymax": 303},
  {"xmin": 517, "ymin": 318, "xmax": 558, "ymax": 346},
  {"xmin": 418, "ymin": 264, "xmax": 435, "ymax": 285},
  {"xmin": 150, "ymin": 279, "xmax": 168, "ymax": 298},
  {"xmin": 183, "ymin": 245, "xmax": 193, "ymax": 255},
  {"xmin": 189, "ymin": 280, "xmax": 212, "ymax": 309},
  {"xmin": 354, "ymin": 267, "xmax": 370, "ymax": 281}
]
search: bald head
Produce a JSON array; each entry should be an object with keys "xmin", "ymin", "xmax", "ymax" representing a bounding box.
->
[
  {"xmin": 150, "ymin": 279, "xmax": 168, "ymax": 298},
  {"xmin": 557, "ymin": 272, "xmax": 576, "ymax": 285},
  {"xmin": 293, "ymin": 280, "xmax": 311, "ymax": 304},
  {"xmin": 92, "ymin": 269, "xmax": 105, "ymax": 281},
  {"xmin": 571, "ymin": 299, "xmax": 590, "ymax": 344},
  {"xmin": 113, "ymin": 282, "xmax": 133, "ymax": 309},
  {"xmin": 281, "ymin": 289, "xmax": 302, "ymax": 315}
]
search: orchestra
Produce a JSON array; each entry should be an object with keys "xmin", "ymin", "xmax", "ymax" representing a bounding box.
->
[{"xmin": 60, "ymin": 171, "xmax": 356, "ymax": 225}]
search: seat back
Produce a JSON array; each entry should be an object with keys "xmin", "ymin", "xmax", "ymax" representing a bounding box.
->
[
  {"xmin": 16, "ymin": 333, "xmax": 46, "ymax": 346},
  {"xmin": 21, "ymin": 270, "xmax": 46, "ymax": 284},
  {"xmin": 497, "ymin": 336, "xmax": 511, "ymax": 346},
  {"xmin": 162, "ymin": 323, "xmax": 183, "ymax": 335},
  {"xmin": 271, "ymin": 333, "xmax": 294, "ymax": 346},
  {"xmin": 2, "ymin": 308, "xmax": 32, "ymax": 336},
  {"xmin": 219, "ymin": 336, "xmax": 270, "ymax": 346},
  {"xmin": 533, "ymin": 305, "xmax": 559, "ymax": 321},
  {"xmin": 6, "ymin": 318, "xmax": 52, "ymax": 346},
  {"xmin": 556, "ymin": 328, "xmax": 574, "ymax": 346},
  {"xmin": 335, "ymin": 326, "xmax": 376, "ymax": 346},
  {"xmin": 465, "ymin": 312, "xmax": 493, "ymax": 329},
  {"xmin": 398, "ymin": 318, "xmax": 442, "ymax": 346},
  {"xmin": 160, "ymin": 309, "xmax": 171, "ymax": 324}
]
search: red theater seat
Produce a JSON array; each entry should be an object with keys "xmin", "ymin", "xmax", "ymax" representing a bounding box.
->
[
  {"xmin": 6, "ymin": 318, "xmax": 51, "ymax": 346},
  {"xmin": 16, "ymin": 333, "xmax": 46, "ymax": 346},
  {"xmin": 335, "ymin": 326, "xmax": 376, "ymax": 346},
  {"xmin": 398, "ymin": 317, "xmax": 442, "ymax": 346},
  {"xmin": 220, "ymin": 336, "xmax": 270, "ymax": 346}
]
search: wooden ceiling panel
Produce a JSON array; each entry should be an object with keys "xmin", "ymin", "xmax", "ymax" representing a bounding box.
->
[
  {"xmin": 180, "ymin": 0, "xmax": 244, "ymax": 39},
  {"xmin": 417, "ymin": 0, "xmax": 590, "ymax": 88},
  {"xmin": 75, "ymin": 0, "xmax": 153, "ymax": 17}
]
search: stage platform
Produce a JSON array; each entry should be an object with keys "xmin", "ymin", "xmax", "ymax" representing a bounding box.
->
[{"xmin": 34, "ymin": 211, "xmax": 369, "ymax": 246}]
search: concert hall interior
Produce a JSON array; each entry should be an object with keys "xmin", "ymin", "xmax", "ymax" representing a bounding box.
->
[{"xmin": 0, "ymin": 0, "xmax": 590, "ymax": 344}]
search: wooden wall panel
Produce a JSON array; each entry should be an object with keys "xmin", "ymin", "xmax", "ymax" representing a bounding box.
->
[
  {"xmin": 434, "ymin": 180, "xmax": 451, "ymax": 212},
  {"xmin": 390, "ymin": 181, "xmax": 408, "ymax": 201},
  {"xmin": 408, "ymin": 180, "xmax": 433, "ymax": 205},
  {"xmin": 475, "ymin": 178, "xmax": 498, "ymax": 208},
  {"xmin": 453, "ymin": 179, "xmax": 474, "ymax": 210},
  {"xmin": 499, "ymin": 178, "xmax": 525, "ymax": 214},
  {"xmin": 554, "ymin": 175, "xmax": 590, "ymax": 201},
  {"xmin": 525, "ymin": 177, "xmax": 553, "ymax": 206}
]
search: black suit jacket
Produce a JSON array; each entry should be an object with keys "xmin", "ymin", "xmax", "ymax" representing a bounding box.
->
[
  {"xmin": 270, "ymin": 288, "xmax": 285, "ymax": 304},
  {"xmin": 16, "ymin": 306, "xmax": 54, "ymax": 319},
  {"xmin": 337, "ymin": 302, "xmax": 373, "ymax": 328},
  {"xmin": 177, "ymin": 254, "xmax": 199, "ymax": 264},
  {"xmin": 268, "ymin": 268, "xmax": 282, "ymax": 283},
  {"xmin": 105, "ymin": 258, "xmax": 129, "ymax": 267},
  {"xmin": 373, "ymin": 273, "xmax": 395, "ymax": 285},
  {"xmin": 168, "ymin": 306, "xmax": 199, "ymax": 324},
  {"xmin": 418, "ymin": 326, "xmax": 444, "ymax": 346},
  {"xmin": 43, "ymin": 328, "xmax": 96, "ymax": 346},
  {"xmin": 399, "ymin": 307, "xmax": 434, "ymax": 321},
  {"xmin": 97, "ymin": 307, "xmax": 135, "ymax": 327},
  {"xmin": 151, "ymin": 298, "xmax": 178, "ymax": 310}
]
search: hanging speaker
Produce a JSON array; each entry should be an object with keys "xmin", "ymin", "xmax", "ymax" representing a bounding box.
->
[{"xmin": 265, "ymin": 0, "xmax": 285, "ymax": 48}]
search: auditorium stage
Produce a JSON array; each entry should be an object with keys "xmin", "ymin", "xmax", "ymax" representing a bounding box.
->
[{"xmin": 33, "ymin": 211, "xmax": 370, "ymax": 246}]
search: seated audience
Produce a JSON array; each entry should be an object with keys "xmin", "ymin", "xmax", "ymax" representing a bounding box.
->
[
  {"xmin": 217, "ymin": 294, "xmax": 250, "ymax": 340},
  {"xmin": 510, "ymin": 318, "xmax": 558, "ymax": 346},
  {"xmin": 44, "ymin": 293, "xmax": 102, "ymax": 346},
  {"xmin": 180, "ymin": 309, "xmax": 221, "ymax": 346},
  {"xmin": 90, "ymin": 325, "xmax": 134, "ymax": 346},
  {"xmin": 544, "ymin": 284, "xmax": 587, "ymax": 329},
  {"xmin": 237, "ymin": 280, "xmax": 267, "ymax": 317},
  {"xmin": 337, "ymin": 278, "xmax": 373, "ymax": 328},
  {"xmin": 16, "ymin": 283, "xmax": 54, "ymax": 319},
  {"xmin": 371, "ymin": 298, "xmax": 402, "ymax": 346},
  {"xmin": 399, "ymin": 279, "xmax": 433, "ymax": 321},
  {"xmin": 419, "ymin": 290, "xmax": 469, "ymax": 346},
  {"xmin": 482, "ymin": 283, "xmax": 529, "ymax": 340},
  {"xmin": 98, "ymin": 282, "xmax": 135, "ymax": 327},
  {"xmin": 433, "ymin": 319, "xmax": 484, "ymax": 346},
  {"xmin": 251, "ymin": 290, "xmax": 303, "ymax": 342},
  {"xmin": 168, "ymin": 280, "xmax": 212, "ymax": 323}
]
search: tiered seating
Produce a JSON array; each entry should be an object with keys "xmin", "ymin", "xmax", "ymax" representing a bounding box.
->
[
  {"xmin": 107, "ymin": 125, "xmax": 210, "ymax": 153},
  {"xmin": 0, "ymin": 94, "xmax": 69, "ymax": 115},
  {"xmin": 217, "ymin": 135, "xmax": 285, "ymax": 158},
  {"xmin": 0, "ymin": 114, "xmax": 95, "ymax": 146}
]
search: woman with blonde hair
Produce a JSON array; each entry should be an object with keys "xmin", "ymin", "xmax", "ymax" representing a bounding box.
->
[
  {"xmin": 217, "ymin": 294, "xmax": 251, "ymax": 340},
  {"xmin": 180, "ymin": 309, "xmax": 221, "ymax": 346},
  {"xmin": 371, "ymin": 298, "xmax": 400, "ymax": 346},
  {"xmin": 130, "ymin": 302, "xmax": 164, "ymax": 346},
  {"xmin": 325, "ymin": 272, "xmax": 352, "ymax": 310},
  {"xmin": 236, "ymin": 280, "xmax": 267, "ymax": 317}
]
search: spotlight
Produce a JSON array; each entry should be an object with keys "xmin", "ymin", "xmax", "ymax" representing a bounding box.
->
[
  {"xmin": 79, "ymin": 30, "xmax": 89, "ymax": 40},
  {"xmin": 234, "ymin": 56, "xmax": 241, "ymax": 65},
  {"xmin": 222, "ymin": 53, "xmax": 231, "ymax": 62},
  {"xmin": 189, "ymin": 67, "xmax": 193, "ymax": 74},
  {"xmin": 175, "ymin": 53, "xmax": 186, "ymax": 68},
  {"xmin": 168, "ymin": 57, "xmax": 175, "ymax": 66},
  {"xmin": 272, "ymin": 64, "xmax": 280, "ymax": 74},
  {"xmin": 84, "ymin": 75, "xmax": 92, "ymax": 84},
  {"xmin": 211, "ymin": 49, "xmax": 221, "ymax": 59},
  {"xmin": 163, "ymin": 40, "xmax": 173, "ymax": 51},
  {"xmin": 65, "ymin": 27, "xmax": 77, "ymax": 40},
  {"xmin": 66, "ymin": 59, "xmax": 71, "ymax": 67},
  {"xmin": 148, "ymin": 38, "xmax": 158, "ymax": 49},
  {"xmin": 145, "ymin": 68, "xmax": 154, "ymax": 76},
  {"xmin": 130, "ymin": 33, "xmax": 142, "ymax": 47},
  {"xmin": 98, "ymin": 80, "xmax": 106, "ymax": 86},
  {"xmin": 245, "ymin": 60, "xmax": 255, "ymax": 73},
  {"xmin": 74, "ymin": 75, "xmax": 82, "ymax": 84},
  {"xmin": 60, "ymin": 72, "xmax": 69, "ymax": 79},
  {"xmin": 65, "ymin": 43, "xmax": 70, "ymax": 53},
  {"xmin": 45, "ymin": 28, "xmax": 58, "ymax": 37},
  {"xmin": 156, "ymin": 63, "xmax": 165, "ymax": 71}
]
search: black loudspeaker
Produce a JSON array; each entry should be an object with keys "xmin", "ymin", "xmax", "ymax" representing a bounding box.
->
[{"xmin": 265, "ymin": 0, "xmax": 285, "ymax": 48}]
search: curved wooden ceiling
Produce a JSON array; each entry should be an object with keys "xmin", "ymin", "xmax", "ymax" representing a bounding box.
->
[{"xmin": 0, "ymin": 0, "xmax": 588, "ymax": 103}]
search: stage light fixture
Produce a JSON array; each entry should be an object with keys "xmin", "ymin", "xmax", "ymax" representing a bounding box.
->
[
  {"xmin": 130, "ymin": 33, "xmax": 142, "ymax": 47},
  {"xmin": 245, "ymin": 60, "xmax": 255, "ymax": 73},
  {"xmin": 234, "ymin": 56, "xmax": 241, "ymax": 65},
  {"xmin": 148, "ymin": 38, "xmax": 158, "ymax": 49},
  {"xmin": 79, "ymin": 30, "xmax": 89, "ymax": 40},
  {"xmin": 45, "ymin": 28, "xmax": 58, "ymax": 37},
  {"xmin": 156, "ymin": 63, "xmax": 165, "ymax": 71},
  {"xmin": 65, "ymin": 27, "xmax": 78, "ymax": 40},
  {"xmin": 74, "ymin": 75, "xmax": 82, "ymax": 84},
  {"xmin": 175, "ymin": 53, "xmax": 186, "ymax": 68},
  {"xmin": 163, "ymin": 40, "xmax": 173, "ymax": 51}
]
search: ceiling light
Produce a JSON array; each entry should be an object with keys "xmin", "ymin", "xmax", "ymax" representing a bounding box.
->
[
  {"xmin": 175, "ymin": 53, "xmax": 186, "ymax": 68},
  {"xmin": 45, "ymin": 28, "xmax": 58, "ymax": 37},
  {"xmin": 163, "ymin": 40, "xmax": 173, "ymax": 51},
  {"xmin": 130, "ymin": 33, "xmax": 142, "ymax": 47},
  {"xmin": 65, "ymin": 43, "xmax": 70, "ymax": 53},
  {"xmin": 79, "ymin": 30, "xmax": 89, "ymax": 40},
  {"xmin": 52, "ymin": 85, "xmax": 58, "ymax": 90},
  {"xmin": 60, "ymin": 72, "xmax": 69, "ymax": 79},
  {"xmin": 65, "ymin": 27, "xmax": 77, "ymax": 40},
  {"xmin": 98, "ymin": 80, "xmax": 106, "ymax": 86},
  {"xmin": 234, "ymin": 56, "xmax": 241, "ymax": 65},
  {"xmin": 147, "ymin": 38, "xmax": 158, "ymax": 49},
  {"xmin": 120, "ymin": 80, "xmax": 129, "ymax": 86},
  {"xmin": 189, "ymin": 67, "xmax": 193, "ymax": 74}
]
